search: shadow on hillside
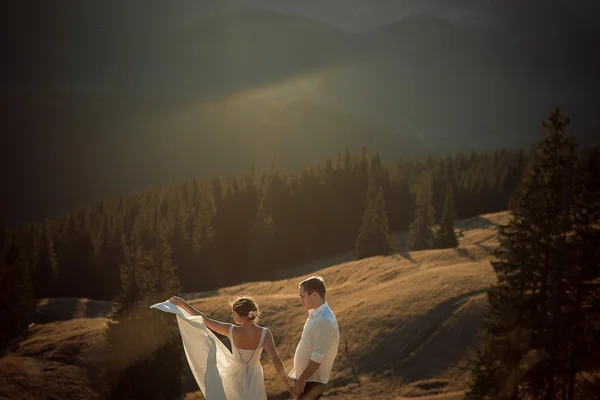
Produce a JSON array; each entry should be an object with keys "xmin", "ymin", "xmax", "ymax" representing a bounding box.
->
[
  {"xmin": 267, "ymin": 391, "xmax": 297, "ymax": 400},
  {"xmin": 394, "ymin": 252, "xmax": 417, "ymax": 263},
  {"xmin": 275, "ymin": 253, "xmax": 354, "ymax": 281},
  {"xmin": 457, "ymin": 215, "xmax": 498, "ymax": 231},
  {"xmin": 476, "ymin": 243, "xmax": 495, "ymax": 255},
  {"xmin": 34, "ymin": 298, "xmax": 112, "ymax": 323},
  {"xmin": 358, "ymin": 288, "xmax": 489, "ymax": 384},
  {"xmin": 455, "ymin": 247, "xmax": 476, "ymax": 261}
]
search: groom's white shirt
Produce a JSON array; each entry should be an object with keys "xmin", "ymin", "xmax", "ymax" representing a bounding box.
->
[{"xmin": 289, "ymin": 301, "xmax": 339, "ymax": 384}]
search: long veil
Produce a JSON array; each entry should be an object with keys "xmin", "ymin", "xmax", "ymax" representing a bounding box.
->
[{"xmin": 151, "ymin": 300, "xmax": 246, "ymax": 400}]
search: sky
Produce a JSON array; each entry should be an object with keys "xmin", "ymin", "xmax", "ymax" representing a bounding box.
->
[{"xmin": 192, "ymin": 0, "xmax": 600, "ymax": 33}]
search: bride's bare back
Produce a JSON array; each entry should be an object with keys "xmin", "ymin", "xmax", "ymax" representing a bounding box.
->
[{"xmin": 231, "ymin": 324, "xmax": 265, "ymax": 350}]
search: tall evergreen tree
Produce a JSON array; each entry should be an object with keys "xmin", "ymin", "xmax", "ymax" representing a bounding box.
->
[
  {"xmin": 105, "ymin": 223, "xmax": 182, "ymax": 400},
  {"xmin": 407, "ymin": 180, "xmax": 436, "ymax": 251},
  {"xmin": 147, "ymin": 230, "xmax": 183, "ymax": 398},
  {"xmin": 465, "ymin": 108, "xmax": 597, "ymax": 399},
  {"xmin": 563, "ymin": 146, "xmax": 600, "ymax": 399},
  {"xmin": 431, "ymin": 160, "xmax": 448, "ymax": 223},
  {"xmin": 0, "ymin": 218, "xmax": 7, "ymax": 257},
  {"xmin": 0, "ymin": 234, "xmax": 34, "ymax": 348},
  {"xmin": 388, "ymin": 163, "xmax": 417, "ymax": 231},
  {"xmin": 32, "ymin": 218, "xmax": 58, "ymax": 298},
  {"xmin": 170, "ymin": 206, "xmax": 194, "ymax": 292},
  {"xmin": 250, "ymin": 202, "xmax": 275, "ymax": 280},
  {"xmin": 354, "ymin": 186, "xmax": 394, "ymax": 260},
  {"xmin": 97, "ymin": 218, "xmax": 123, "ymax": 300},
  {"xmin": 435, "ymin": 185, "xmax": 459, "ymax": 249}
]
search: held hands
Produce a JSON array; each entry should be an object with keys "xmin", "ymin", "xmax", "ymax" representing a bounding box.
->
[
  {"xmin": 291, "ymin": 378, "xmax": 306, "ymax": 397},
  {"xmin": 287, "ymin": 378, "xmax": 300, "ymax": 399},
  {"xmin": 286, "ymin": 381, "xmax": 296, "ymax": 398}
]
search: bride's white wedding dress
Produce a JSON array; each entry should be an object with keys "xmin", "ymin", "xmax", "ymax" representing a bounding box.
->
[{"xmin": 151, "ymin": 300, "xmax": 268, "ymax": 400}]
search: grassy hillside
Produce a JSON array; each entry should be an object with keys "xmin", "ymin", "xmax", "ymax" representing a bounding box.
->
[
  {"xmin": 0, "ymin": 318, "xmax": 107, "ymax": 400},
  {"xmin": 0, "ymin": 211, "xmax": 510, "ymax": 399}
]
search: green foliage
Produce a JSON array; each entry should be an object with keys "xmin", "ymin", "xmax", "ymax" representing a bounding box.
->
[
  {"xmin": 250, "ymin": 202, "xmax": 276, "ymax": 280},
  {"xmin": 354, "ymin": 186, "xmax": 394, "ymax": 260},
  {"xmin": 32, "ymin": 219, "xmax": 58, "ymax": 298},
  {"xmin": 465, "ymin": 108, "xmax": 600, "ymax": 399},
  {"xmin": 435, "ymin": 184, "xmax": 458, "ymax": 249},
  {"xmin": 12, "ymin": 147, "xmax": 530, "ymax": 301},
  {"xmin": 0, "ymin": 233, "xmax": 34, "ymax": 348},
  {"xmin": 104, "ymin": 209, "xmax": 183, "ymax": 400},
  {"xmin": 407, "ymin": 179, "xmax": 436, "ymax": 251}
]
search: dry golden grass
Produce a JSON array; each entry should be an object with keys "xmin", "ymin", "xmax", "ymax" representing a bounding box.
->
[
  {"xmin": 0, "ymin": 318, "xmax": 108, "ymax": 400},
  {"xmin": 0, "ymin": 211, "xmax": 510, "ymax": 399}
]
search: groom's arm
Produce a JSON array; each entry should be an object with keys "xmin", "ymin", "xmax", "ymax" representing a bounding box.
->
[
  {"xmin": 294, "ymin": 319, "xmax": 337, "ymax": 392},
  {"xmin": 293, "ymin": 360, "xmax": 321, "ymax": 396},
  {"xmin": 297, "ymin": 360, "xmax": 321, "ymax": 383}
]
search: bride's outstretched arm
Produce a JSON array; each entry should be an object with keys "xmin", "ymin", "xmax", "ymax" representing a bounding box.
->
[
  {"xmin": 169, "ymin": 296, "xmax": 232, "ymax": 337},
  {"xmin": 264, "ymin": 329, "xmax": 293, "ymax": 393}
]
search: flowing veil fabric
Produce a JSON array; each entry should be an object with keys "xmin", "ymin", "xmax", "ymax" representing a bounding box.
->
[{"xmin": 150, "ymin": 300, "xmax": 250, "ymax": 400}]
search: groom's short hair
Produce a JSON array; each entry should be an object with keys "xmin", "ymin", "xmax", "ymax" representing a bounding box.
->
[{"xmin": 299, "ymin": 275, "xmax": 326, "ymax": 299}]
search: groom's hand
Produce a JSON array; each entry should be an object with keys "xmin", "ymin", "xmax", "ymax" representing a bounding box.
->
[{"xmin": 291, "ymin": 378, "xmax": 306, "ymax": 397}]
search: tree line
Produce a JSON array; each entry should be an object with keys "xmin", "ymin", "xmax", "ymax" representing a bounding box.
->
[{"xmin": 2, "ymin": 147, "xmax": 526, "ymax": 304}]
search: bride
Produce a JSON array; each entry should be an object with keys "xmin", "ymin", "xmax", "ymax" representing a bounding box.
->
[{"xmin": 162, "ymin": 295, "xmax": 292, "ymax": 399}]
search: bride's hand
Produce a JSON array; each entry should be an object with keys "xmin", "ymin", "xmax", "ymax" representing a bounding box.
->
[
  {"xmin": 169, "ymin": 296, "xmax": 186, "ymax": 307},
  {"xmin": 287, "ymin": 382, "xmax": 296, "ymax": 398}
]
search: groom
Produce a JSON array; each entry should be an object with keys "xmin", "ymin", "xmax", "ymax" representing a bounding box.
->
[{"xmin": 289, "ymin": 275, "xmax": 340, "ymax": 399}]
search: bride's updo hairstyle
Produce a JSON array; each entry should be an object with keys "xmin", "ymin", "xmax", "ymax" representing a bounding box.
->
[{"xmin": 230, "ymin": 296, "xmax": 261, "ymax": 323}]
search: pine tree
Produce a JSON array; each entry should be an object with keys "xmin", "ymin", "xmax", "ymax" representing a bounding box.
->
[
  {"xmin": 98, "ymin": 217, "xmax": 122, "ymax": 300},
  {"xmin": 354, "ymin": 186, "xmax": 394, "ymax": 260},
  {"xmin": 563, "ymin": 147, "xmax": 600, "ymax": 399},
  {"xmin": 390, "ymin": 164, "xmax": 417, "ymax": 231},
  {"xmin": 104, "ymin": 237, "xmax": 140, "ymax": 396},
  {"xmin": 465, "ymin": 107, "xmax": 589, "ymax": 399},
  {"xmin": 431, "ymin": 160, "xmax": 448, "ymax": 223},
  {"xmin": 105, "ymin": 222, "xmax": 183, "ymax": 399},
  {"xmin": 250, "ymin": 202, "xmax": 275, "ymax": 280},
  {"xmin": 170, "ymin": 206, "xmax": 193, "ymax": 291},
  {"xmin": 407, "ymin": 180, "xmax": 435, "ymax": 251},
  {"xmin": 0, "ymin": 234, "xmax": 34, "ymax": 348},
  {"xmin": 32, "ymin": 218, "xmax": 58, "ymax": 298},
  {"xmin": 435, "ymin": 185, "xmax": 458, "ymax": 249},
  {"xmin": 147, "ymin": 230, "xmax": 183, "ymax": 399},
  {"xmin": 0, "ymin": 218, "xmax": 7, "ymax": 256},
  {"xmin": 192, "ymin": 202, "xmax": 217, "ymax": 291}
]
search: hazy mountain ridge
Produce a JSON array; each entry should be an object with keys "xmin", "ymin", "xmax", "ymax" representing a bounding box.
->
[
  {"xmin": 1, "ymin": 88, "xmax": 426, "ymax": 223},
  {"xmin": 7, "ymin": 3, "xmax": 599, "ymax": 94},
  {"xmin": 2, "ymin": 3, "xmax": 599, "ymax": 221}
]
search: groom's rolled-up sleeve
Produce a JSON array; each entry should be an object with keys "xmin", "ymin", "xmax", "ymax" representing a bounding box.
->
[{"xmin": 310, "ymin": 318, "xmax": 337, "ymax": 364}]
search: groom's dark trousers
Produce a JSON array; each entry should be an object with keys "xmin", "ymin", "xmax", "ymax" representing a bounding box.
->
[{"xmin": 298, "ymin": 381, "xmax": 326, "ymax": 399}]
